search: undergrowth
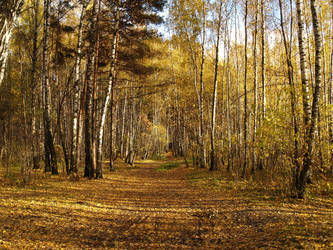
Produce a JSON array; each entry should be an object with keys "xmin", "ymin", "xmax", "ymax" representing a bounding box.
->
[
  {"xmin": 155, "ymin": 161, "xmax": 181, "ymax": 171},
  {"xmin": 187, "ymin": 168, "xmax": 333, "ymax": 203}
]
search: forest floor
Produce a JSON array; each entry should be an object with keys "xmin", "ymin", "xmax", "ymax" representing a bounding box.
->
[{"xmin": 0, "ymin": 159, "xmax": 332, "ymax": 249}]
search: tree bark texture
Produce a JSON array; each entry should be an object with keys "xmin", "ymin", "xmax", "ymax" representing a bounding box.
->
[
  {"xmin": 297, "ymin": 0, "xmax": 323, "ymax": 198},
  {"xmin": 242, "ymin": 0, "xmax": 248, "ymax": 177},
  {"xmin": 31, "ymin": 0, "xmax": 40, "ymax": 170},
  {"xmin": 210, "ymin": 1, "xmax": 222, "ymax": 171},
  {"xmin": 71, "ymin": 1, "xmax": 88, "ymax": 174},
  {"xmin": 0, "ymin": 0, "xmax": 24, "ymax": 86},
  {"xmin": 96, "ymin": 0, "xmax": 121, "ymax": 177},
  {"xmin": 84, "ymin": 0, "xmax": 98, "ymax": 179},
  {"xmin": 42, "ymin": 0, "xmax": 58, "ymax": 175}
]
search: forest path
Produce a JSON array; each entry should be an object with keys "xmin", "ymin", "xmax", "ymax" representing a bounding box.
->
[{"xmin": 0, "ymin": 160, "xmax": 332, "ymax": 248}]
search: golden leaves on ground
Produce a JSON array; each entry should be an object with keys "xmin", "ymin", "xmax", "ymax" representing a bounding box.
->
[{"xmin": 0, "ymin": 160, "xmax": 332, "ymax": 248}]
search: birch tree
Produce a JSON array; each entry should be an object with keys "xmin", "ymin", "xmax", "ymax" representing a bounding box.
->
[
  {"xmin": 70, "ymin": 0, "xmax": 88, "ymax": 174},
  {"xmin": 252, "ymin": 0, "xmax": 258, "ymax": 173},
  {"xmin": 210, "ymin": 0, "xmax": 223, "ymax": 171},
  {"xmin": 297, "ymin": 0, "xmax": 323, "ymax": 198},
  {"xmin": 0, "ymin": 0, "xmax": 24, "ymax": 85},
  {"xmin": 242, "ymin": 0, "xmax": 249, "ymax": 177},
  {"xmin": 42, "ymin": 0, "xmax": 58, "ymax": 175}
]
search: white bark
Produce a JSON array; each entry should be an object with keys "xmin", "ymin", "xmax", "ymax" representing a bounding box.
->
[
  {"xmin": 71, "ymin": 1, "xmax": 88, "ymax": 174},
  {"xmin": 0, "ymin": 0, "xmax": 24, "ymax": 85},
  {"xmin": 210, "ymin": 1, "xmax": 223, "ymax": 171},
  {"xmin": 96, "ymin": 1, "xmax": 121, "ymax": 174}
]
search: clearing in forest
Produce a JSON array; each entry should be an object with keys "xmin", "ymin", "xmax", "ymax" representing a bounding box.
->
[{"xmin": 0, "ymin": 160, "xmax": 332, "ymax": 249}]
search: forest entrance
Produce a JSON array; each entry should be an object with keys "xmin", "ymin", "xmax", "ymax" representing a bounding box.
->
[{"xmin": 0, "ymin": 159, "xmax": 332, "ymax": 248}]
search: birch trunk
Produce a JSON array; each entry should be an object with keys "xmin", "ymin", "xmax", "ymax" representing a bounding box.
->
[
  {"xmin": 96, "ymin": 1, "xmax": 120, "ymax": 177},
  {"xmin": 199, "ymin": 2, "xmax": 207, "ymax": 168},
  {"xmin": 295, "ymin": 0, "xmax": 312, "ymax": 128},
  {"xmin": 226, "ymin": 36, "xmax": 232, "ymax": 172},
  {"xmin": 210, "ymin": 1, "xmax": 222, "ymax": 171},
  {"xmin": 234, "ymin": 3, "xmax": 242, "ymax": 172},
  {"xmin": 297, "ymin": 0, "xmax": 322, "ymax": 198},
  {"xmin": 242, "ymin": 0, "xmax": 248, "ymax": 177},
  {"xmin": 42, "ymin": 0, "xmax": 58, "ymax": 175},
  {"xmin": 252, "ymin": 0, "xmax": 258, "ymax": 173},
  {"xmin": 120, "ymin": 82, "xmax": 128, "ymax": 158},
  {"xmin": 0, "ymin": 0, "xmax": 24, "ymax": 86},
  {"xmin": 71, "ymin": 1, "xmax": 87, "ymax": 174},
  {"xmin": 295, "ymin": 0, "xmax": 312, "ymax": 191},
  {"xmin": 260, "ymin": 0, "xmax": 265, "ymax": 121}
]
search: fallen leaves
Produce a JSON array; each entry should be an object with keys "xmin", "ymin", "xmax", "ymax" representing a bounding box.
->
[{"xmin": 0, "ymin": 160, "xmax": 332, "ymax": 248}]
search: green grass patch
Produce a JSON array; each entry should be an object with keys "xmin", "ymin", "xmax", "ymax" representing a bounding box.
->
[
  {"xmin": 155, "ymin": 162, "xmax": 181, "ymax": 171},
  {"xmin": 151, "ymin": 154, "xmax": 166, "ymax": 161}
]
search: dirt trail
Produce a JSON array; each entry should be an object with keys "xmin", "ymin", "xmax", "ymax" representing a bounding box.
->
[{"xmin": 0, "ymin": 160, "xmax": 332, "ymax": 249}]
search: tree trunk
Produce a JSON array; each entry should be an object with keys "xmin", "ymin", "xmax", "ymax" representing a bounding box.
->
[
  {"xmin": 210, "ymin": 1, "xmax": 222, "ymax": 171},
  {"xmin": 185, "ymin": 31, "xmax": 201, "ymax": 166},
  {"xmin": 260, "ymin": 0, "xmax": 265, "ymax": 121},
  {"xmin": 92, "ymin": 0, "xmax": 102, "ymax": 178},
  {"xmin": 295, "ymin": 0, "xmax": 312, "ymax": 129},
  {"xmin": 226, "ymin": 35, "xmax": 232, "ymax": 172},
  {"xmin": 242, "ymin": 0, "xmax": 248, "ymax": 177},
  {"xmin": 297, "ymin": 0, "xmax": 322, "ymax": 198},
  {"xmin": 96, "ymin": 1, "xmax": 121, "ymax": 177},
  {"xmin": 295, "ymin": 0, "xmax": 312, "ymax": 191},
  {"xmin": 31, "ymin": 0, "xmax": 40, "ymax": 170},
  {"xmin": 84, "ymin": 0, "xmax": 98, "ymax": 179},
  {"xmin": 252, "ymin": 0, "xmax": 259, "ymax": 173},
  {"xmin": 71, "ymin": 1, "xmax": 87, "ymax": 174},
  {"xmin": 42, "ymin": 0, "xmax": 58, "ymax": 175},
  {"xmin": 329, "ymin": 0, "xmax": 333, "ymax": 173},
  {"xmin": 120, "ymin": 82, "xmax": 128, "ymax": 158},
  {"xmin": 279, "ymin": 0, "xmax": 301, "ymax": 188},
  {"xmin": 0, "ymin": 0, "xmax": 24, "ymax": 86},
  {"xmin": 199, "ymin": 2, "xmax": 207, "ymax": 169}
]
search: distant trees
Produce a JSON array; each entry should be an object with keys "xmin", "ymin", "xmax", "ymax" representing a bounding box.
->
[{"xmin": 167, "ymin": 0, "xmax": 331, "ymax": 197}]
